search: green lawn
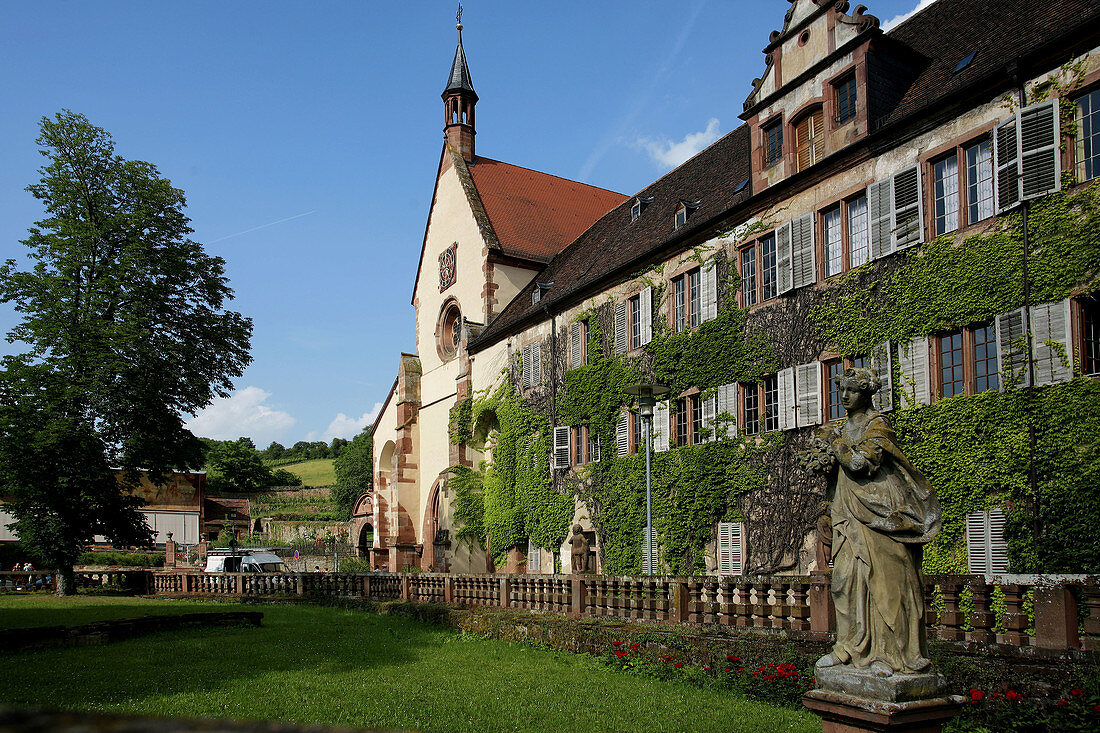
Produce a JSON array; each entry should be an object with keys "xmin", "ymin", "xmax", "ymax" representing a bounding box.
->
[
  {"xmin": 277, "ymin": 459, "xmax": 335, "ymax": 487},
  {"xmin": 0, "ymin": 596, "xmax": 817, "ymax": 732}
]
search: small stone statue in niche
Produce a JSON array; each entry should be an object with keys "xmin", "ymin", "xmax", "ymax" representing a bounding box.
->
[
  {"xmin": 800, "ymin": 367, "xmax": 941, "ymax": 678},
  {"xmin": 569, "ymin": 524, "xmax": 591, "ymax": 574}
]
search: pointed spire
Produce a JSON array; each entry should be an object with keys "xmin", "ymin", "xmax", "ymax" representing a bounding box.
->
[{"xmin": 444, "ymin": 12, "xmax": 477, "ymax": 98}]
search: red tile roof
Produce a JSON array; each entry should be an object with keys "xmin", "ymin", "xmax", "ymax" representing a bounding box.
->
[{"xmin": 467, "ymin": 157, "xmax": 627, "ymax": 262}]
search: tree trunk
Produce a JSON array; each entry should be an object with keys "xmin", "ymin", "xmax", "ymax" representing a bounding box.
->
[{"xmin": 55, "ymin": 565, "xmax": 76, "ymax": 596}]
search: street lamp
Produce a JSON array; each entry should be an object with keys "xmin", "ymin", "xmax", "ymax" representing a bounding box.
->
[
  {"xmin": 623, "ymin": 381, "xmax": 669, "ymax": 575},
  {"xmin": 227, "ymin": 510, "xmax": 238, "ymax": 564}
]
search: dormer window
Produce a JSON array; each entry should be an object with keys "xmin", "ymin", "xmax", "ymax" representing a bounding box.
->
[
  {"xmin": 674, "ymin": 201, "xmax": 699, "ymax": 230},
  {"xmin": 630, "ymin": 197, "xmax": 653, "ymax": 221},
  {"xmin": 532, "ymin": 281, "xmax": 552, "ymax": 306},
  {"xmin": 794, "ymin": 108, "xmax": 824, "ymax": 172},
  {"xmin": 764, "ymin": 120, "xmax": 783, "ymax": 167},
  {"xmin": 834, "ymin": 74, "xmax": 857, "ymax": 125}
]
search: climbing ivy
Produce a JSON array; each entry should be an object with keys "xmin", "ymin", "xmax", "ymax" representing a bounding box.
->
[{"xmin": 449, "ymin": 184, "xmax": 1100, "ymax": 576}]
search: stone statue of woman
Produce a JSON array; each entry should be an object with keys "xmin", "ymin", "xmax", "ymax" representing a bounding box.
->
[{"xmin": 802, "ymin": 367, "xmax": 941, "ymax": 678}]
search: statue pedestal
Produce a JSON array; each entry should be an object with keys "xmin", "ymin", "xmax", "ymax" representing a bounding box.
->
[{"xmin": 803, "ymin": 667, "xmax": 964, "ymax": 732}]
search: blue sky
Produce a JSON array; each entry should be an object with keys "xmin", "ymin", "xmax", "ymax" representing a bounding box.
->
[{"xmin": 0, "ymin": 0, "xmax": 929, "ymax": 447}]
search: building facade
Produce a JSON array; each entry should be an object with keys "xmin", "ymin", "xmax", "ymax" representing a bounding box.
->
[{"xmin": 374, "ymin": 0, "xmax": 1100, "ymax": 577}]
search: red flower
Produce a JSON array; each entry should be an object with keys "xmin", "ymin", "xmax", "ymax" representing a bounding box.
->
[
  {"xmin": 674, "ymin": 662, "xmax": 684, "ymax": 669},
  {"xmin": 629, "ymin": 643, "xmax": 640, "ymax": 651},
  {"xmin": 1057, "ymin": 700, "xmax": 1068, "ymax": 707},
  {"xmin": 612, "ymin": 641, "xmax": 622, "ymax": 646},
  {"xmin": 970, "ymin": 689, "xmax": 986, "ymax": 702},
  {"xmin": 724, "ymin": 667, "xmax": 731, "ymax": 672},
  {"xmin": 726, "ymin": 654, "xmax": 740, "ymax": 662},
  {"xmin": 1071, "ymin": 688, "xmax": 1084, "ymax": 697},
  {"xmin": 614, "ymin": 650, "xmax": 627, "ymax": 658},
  {"xmin": 1093, "ymin": 703, "xmax": 1100, "ymax": 713},
  {"xmin": 661, "ymin": 655, "xmax": 673, "ymax": 663},
  {"xmin": 1005, "ymin": 690, "xmax": 1022, "ymax": 702}
]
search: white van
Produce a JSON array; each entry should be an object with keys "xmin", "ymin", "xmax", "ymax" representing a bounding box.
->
[{"xmin": 204, "ymin": 549, "xmax": 286, "ymax": 573}]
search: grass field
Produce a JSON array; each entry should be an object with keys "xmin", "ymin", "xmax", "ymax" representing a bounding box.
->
[
  {"xmin": 276, "ymin": 458, "xmax": 335, "ymax": 487},
  {"xmin": 0, "ymin": 596, "xmax": 817, "ymax": 733}
]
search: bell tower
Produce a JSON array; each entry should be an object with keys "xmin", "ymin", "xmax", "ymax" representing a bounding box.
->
[{"xmin": 442, "ymin": 7, "xmax": 477, "ymax": 162}]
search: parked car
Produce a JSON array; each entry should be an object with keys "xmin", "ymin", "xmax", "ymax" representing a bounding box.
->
[{"xmin": 204, "ymin": 549, "xmax": 285, "ymax": 573}]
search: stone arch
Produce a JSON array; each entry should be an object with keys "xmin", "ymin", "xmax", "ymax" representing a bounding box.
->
[
  {"xmin": 471, "ymin": 408, "xmax": 501, "ymax": 465},
  {"xmin": 420, "ymin": 473, "xmax": 448, "ymax": 572},
  {"xmin": 351, "ymin": 492, "xmax": 374, "ymax": 558}
]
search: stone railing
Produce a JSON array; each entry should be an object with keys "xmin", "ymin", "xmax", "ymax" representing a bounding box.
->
[{"xmin": 117, "ymin": 570, "xmax": 1100, "ymax": 654}]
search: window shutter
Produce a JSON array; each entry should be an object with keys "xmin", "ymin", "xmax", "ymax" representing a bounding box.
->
[
  {"xmin": 871, "ymin": 341, "xmax": 894, "ymax": 412},
  {"xmin": 528, "ymin": 538, "xmax": 542, "ymax": 573},
  {"xmin": 776, "ymin": 221, "xmax": 794, "ymax": 294},
  {"xmin": 700, "ymin": 259, "xmax": 718, "ymax": 322},
  {"xmin": 702, "ymin": 392, "xmax": 718, "ymax": 442},
  {"xmin": 531, "ymin": 342, "xmax": 542, "ymax": 386},
  {"xmin": 994, "ymin": 116, "xmax": 1021, "ymax": 213},
  {"xmin": 642, "ymin": 525, "xmax": 656, "ymax": 573},
  {"xmin": 1019, "ymin": 101, "xmax": 1061, "ymax": 201},
  {"xmin": 778, "ymin": 367, "xmax": 796, "ymax": 430},
  {"xmin": 653, "ymin": 400, "xmax": 670, "ymax": 452},
  {"xmin": 553, "ymin": 425, "xmax": 570, "ymax": 469},
  {"xmin": 892, "ymin": 165, "xmax": 923, "ymax": 250},
  {"xmin": 521, "ymin": 345, "xmax": 531, "ymax": 388},
  {"xmin": 1030, "ymin": 299, "xmax": 1073, "ymax": 385},
  {"xmin": 639, "ymin": 286, "xmax": 653, "ymax": 346},
  {"xmin": 897, "ymin": 337, "xmax": 930, "ymax": 407},
  {"xmin": 794, "ymin": 362, "xmax": 822, "ymax": 427},
  {"xmin": 967, "ymin": 509, "xmax": 1009, "ymax": 575},
  {"xmin": 570, "ymin": 323, "xmax": 583, "ymax": 369},
  {"xmin": 868, "ymin": 178, "xmax": 894, "ymax": 260},
  {"xmin": 614, "ymin": 301, "xmax": 627, "ymax": 355},
  {"xmin": 717, "ymin": 522, "xmax": 743, "ymax": 575},
  {"xmin": 591, "ymin": 436, "xmax": 601, "ymax": 463},
  {"xmin": 995, "ymin": 307, "xmax": 1029, "ymax": 388},
  {"xmin": 791, "ymin": 214, "xmax": 817, "ymax": 289},
  {"xmin": 616, "ymin": 411, "xmax": 629, "ymax": 457},
  {"xmin": 716, "ymin": 383, "xmax": 739, "ymax": 439}
]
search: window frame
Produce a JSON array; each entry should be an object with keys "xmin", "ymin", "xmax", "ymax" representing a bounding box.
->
[
  {"xmin": 833, "ymin": 73, "xmax": 857, "ymax": 126},
  {"xmin": 672, "ymin": 266, "xmax": 703, "ymax": 333},
  {"xmin": 763, "ymin": 116, "xmax": 784, "ymax": 168},
  {"xmin": 815, "ymin": 190, "xmax": 871, "ymax": 280},
  {"xmin": 824, "ymin": 359, "xmax": 845, "ymax": 422},
  {"xmin": 931, "ymin": 321, "xmax": 1001, "ymax": 399},
  {"xmin": 738, "ymin": 231, "xmax": 778, "ymax": 307},
  {"xmin": 629, "ymin": 293, "xmax": 642, "ymax": 350},
  {"xmin": 1075, "ymin": 87, "xmax": 1100, "ymax": 183},
  {"xmin": 793, "ymin": 106, "xmax": 825, "ymax": 172},
  {"xmin": 1076, "ymin": 296, "xmax": 1100, "ymax": 376},
  {"xmin": 923, "ymin": 131, "xmax": 995, "ymax": 237}
]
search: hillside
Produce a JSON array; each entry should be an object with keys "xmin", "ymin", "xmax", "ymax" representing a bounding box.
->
[
  {"xmin": 231, "ymin": 487, "xmax": 341, "ymax": 522},
  {"xmin": 268, "ymin": 458, "xmax": 336, "ymax": 487}
]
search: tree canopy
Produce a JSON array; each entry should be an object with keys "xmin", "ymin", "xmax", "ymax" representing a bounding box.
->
[
  {"xmin": 0, "ymin": 111, "xmax": 252, "ymax": 592},
  {"xmin": 331, "ymin": 429, "xmax": 373, "ymax": 519}
]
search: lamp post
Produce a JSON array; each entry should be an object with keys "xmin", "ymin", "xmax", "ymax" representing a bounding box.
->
[
  {"xmin": 624, "ymin": 381, "xmax": 669, "ymax": 575},
  {"xmin": 227, "ymin": 510, "xmax": 238, "ymax": 564}
]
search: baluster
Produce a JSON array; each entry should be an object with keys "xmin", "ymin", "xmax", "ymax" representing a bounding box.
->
[
  {"xmin": 734, "ymin": 580, "xmax": 753, "ymax": 628},
  {"xmin": 752, "ymin": 580, "xmax": 771, "ymax": 630},
  {"xmin": 967, "ymin": 577, "xmax": 996, "ymax": 644},
  {"xmin": 686, "ymin": 578, "xmax": 703, "ymax": 624},
  {"xmin": 771, "ymin": 581, "xmax": 790, "ymax": 631},
  {"xmin": 789, "ymin": 581, "xmax": 810, "ymax": 632},
  {"xmin": 999, "ymin": 583, "xmax": 1030, "ymax": 646},
  {"xmin": 938, "ymin": 581, "xmax": 966, "ymax": 642},
  {"xmin": 1082, "ymin": 580, "xmax": 1100, "ymax": 652}
]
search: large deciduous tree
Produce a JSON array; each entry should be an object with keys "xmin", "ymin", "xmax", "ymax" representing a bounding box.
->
[
  {"xmin": 331, "ymin": 429, "xmax": 373, "ymax": 520},
  {"xmin": 0, "ymin": 111, "xmax": 252, "ymax": 593}
]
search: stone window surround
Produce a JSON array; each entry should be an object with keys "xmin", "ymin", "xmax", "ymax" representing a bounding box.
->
[{"xmin": 919, "ymin": 122, "xmax": 998, "ymax": 238}]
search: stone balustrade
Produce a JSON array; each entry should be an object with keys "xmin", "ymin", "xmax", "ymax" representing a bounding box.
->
[{"xmin": 9, "ymin": 568, "xmax": 1097, "ymax": 655}]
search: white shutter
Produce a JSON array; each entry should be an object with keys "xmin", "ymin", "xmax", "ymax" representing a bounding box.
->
[
  {"xmin": 776, "ymin": 221, "xmax": 794, "ymax": 294},
  {"xmin": 521, "ymin": 345, "xmax": 531, "ymax": 388},
  {"xmin": 897, "ymin": 337, "xmax": 930, "ymax": 407},
  {"xmin": 794, "ymin": 362, "xmax": 821, "ymax": 427},
  {"xmin": 791, "ymin": 214, "xmax": 817, "ymax": 289},
  {"xmin": 716, "ymin": 383, "xmax": 739, "ymax": 439},
  {"xmin": 778, "ymin": 367, "xmax": 796, "ymax": 430},
  {"xmin": 614, "ymin": 301, "xmax": 627, "ymax": 355},
  {"xmin": 892, "ymin": 165, "xmax": 923, "ymax": 250},
  {"xmin": 869, "ymin": 178, "xmax": 894, "ymax": 260},
  {"xmin": 528, "ymin": 538, "xmax": 542, "ymax": 573},
  {"xmin": 717, "ymin": 522, "xmax": 743, "ymax": 575},
  {"xmin": 639, "ymin": 286, "xmax": 653, "ymax": 346},
  {"xmin": 994, "ymin": 116, "xmax": 1021, "ymax": 213},
  {"xmin": 616, "ymin": 411, "xmax": 629, "ymax": 457},
  {"xmin": 1019, "ymin": 101, "xmax": 1061, "ymax": 201},
  {"xmin": 570, "ymin": 323, "xmax": 583, "ymax": 369},
  {"xmin": 967, "ymin": 509, "xmax": 1009, "ymax": 575},
  {"xmin": 531, "ymin": 342, "xmax": 542, "ymax": 386},
  {"xmin": 1030, "ymin": 299, "xmax": 1073, "ymax": 385},
  {"xmin": 996, "ymin": 307, "xmax": 1029, "ymax": 389},
  {"xmin": 871, "ymin": 341, "xmax": 894, "ymax": 412},
  {"xmin": 700, "ymin": 259, "xmax": 718, "ymax": 322},
  {"xmin": 653, "ymin": 400, "xmax": 670, "ymax": 452},
  {"xmin": 553, "ymin": 425, "xmax": 570, "ymax": 469},
  {"xmin": 642, "ymin": 525, "xmax": 656, "ymax": 573},
  {"xmin": 702, "ymin": 392, "xmax": 718, "ymax": 442}
]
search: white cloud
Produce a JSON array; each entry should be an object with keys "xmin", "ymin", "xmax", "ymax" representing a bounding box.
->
[
  {"xmin": 635, "ymin": 118, "xmax": 722, "ymax": 170},
  {"xmin": 321, "ymin": 403, "xmax": 384, "ymax": 442},
  {"xmin": 185, "ymin": 386, "xmax": 296, "ymax": 445},
  {"xmin": 881, "ymin": 0, "xmax": 940, "ymax": 31}
]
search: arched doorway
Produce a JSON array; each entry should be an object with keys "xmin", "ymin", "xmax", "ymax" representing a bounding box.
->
[{"xmin": 358, "ymin": 523, "xmax": 374, "ymax": 556}]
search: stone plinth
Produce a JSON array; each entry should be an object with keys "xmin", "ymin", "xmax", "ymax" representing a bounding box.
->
[{"xmin": 804, "ymin": 667, "xmax": 964, "ymax": 732}]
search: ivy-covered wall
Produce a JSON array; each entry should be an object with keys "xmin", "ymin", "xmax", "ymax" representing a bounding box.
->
[{"xmin": 450, "ymin": 183, "xmax": 1100, "ymax": 576}]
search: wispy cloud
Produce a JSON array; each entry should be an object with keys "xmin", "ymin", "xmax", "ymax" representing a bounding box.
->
[
  {"xmin": 881, "ymin": 0, "xmax": 940, "ymax": 31},
  {"xmin": 634, "ymin": 118, "xmax": 722, "ymax": 170},
  {"xmin": 209, "ymin": 210, "xmax": 317, "ymax": 244},
  {"xmin": 578, "ymin": 0, "xmax": 708, "ymax": 180},
  {"xmin": 321, "ymin": 403, "xmax": 384, "ymax": 442},
  {"xmin": 185, "ymin": 386, "xmax": 296, "ymax": 445}
]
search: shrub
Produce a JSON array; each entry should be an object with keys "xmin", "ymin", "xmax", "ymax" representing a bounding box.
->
[{"xmin": 77, "ymin": 551, "xmax": 164, "ymax": 568}]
